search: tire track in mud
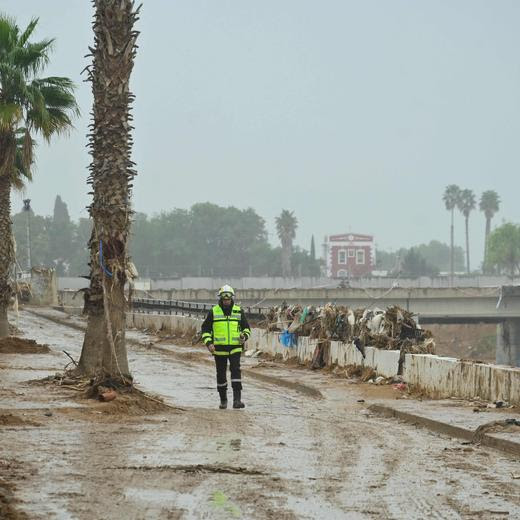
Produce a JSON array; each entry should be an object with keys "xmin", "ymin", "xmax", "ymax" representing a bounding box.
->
[{"xmin": 259, "ymin": 401, "xmax": 519, "ymax": 519}]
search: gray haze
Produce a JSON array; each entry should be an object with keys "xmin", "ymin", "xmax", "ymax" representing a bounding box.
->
[{"xmin": 4, "ymin": 1, "xmax": 520, "ymax": 268}]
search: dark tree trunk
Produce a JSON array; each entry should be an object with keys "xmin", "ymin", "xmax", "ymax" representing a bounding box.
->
[
  {"xmin": 450, "ymin": 208, "xmax": 454, "ymax": 286},
  {"xmin": 281, "ymin": 239, "xmax": 292, "ymax": 277},
  {"xmin": 78, "ymin": 0, "xmax": 140, "ymax": 380},
  {"xmin": 0, "ymin": 149, "xmax": 15, "ymax": 338},
  {"xmin": 465, "ymin": 216, "xmax": 470, "ymax": 274},
  {"xmin": 483, "ymin": 217, "xmax": 491, "ymax": 274}
]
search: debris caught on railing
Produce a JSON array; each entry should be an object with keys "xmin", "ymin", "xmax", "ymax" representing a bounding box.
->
[{"xmin": 266, "ymin": 303, "xmax": 434, "ymax": 354}]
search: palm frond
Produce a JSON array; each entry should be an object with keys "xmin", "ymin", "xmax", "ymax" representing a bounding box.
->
[
  {"xmin": 0, "ymin": 15, "xmax": 17, "ymax": 53},
  {"xmin": 21, "ymin": 127, "xmax": 32, "ymax": 171},
  {"xmin": 0, "ymin": 102, "xmax": 22, "ymax": 130},
  {"xmin": 36, "ymin": 78, "xmax": 79, "ymax": 110},
  {"xmin": 442, "ymin": 184, "xmax": 461, "ymax": 211},
  {"xmin": 0, "ymin": 130, "xmax": 16, "ymax": 177},
  {"xmin": 479, "ymin": 190, "xmax": 500, "ymax": 217},
  {"xmin": 12, "ymin": 39, "xmax": 53, "ymax": 75},
  {"xmin": 9, "ymin": 128, "xmax": 33, "ymax": 189},
  {"xmin": 0, "ymin": 14, "xmax": 77, "ymax": 187},
  {"xmin": 17, "ymin": 17, "xmax": 38, "ymax": 47}
]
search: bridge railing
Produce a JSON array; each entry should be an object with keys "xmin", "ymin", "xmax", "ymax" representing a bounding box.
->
[{"xmin": 131, "ymin": 297, "xmax": 269, "ymax": 320}]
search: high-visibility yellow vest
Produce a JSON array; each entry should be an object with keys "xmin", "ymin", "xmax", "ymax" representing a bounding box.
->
[{"xmin": 212, "ymin": 304, "xmax": 242, "ymax": 346}]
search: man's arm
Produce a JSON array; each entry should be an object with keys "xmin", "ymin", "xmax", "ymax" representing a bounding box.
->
[
  {"xmin": 201, "ymin": 310, "xmax": 214, "ymax": 351},
  {"xmin": 240, "ymin": 310, "xmax": 251, "ymax": 342}
]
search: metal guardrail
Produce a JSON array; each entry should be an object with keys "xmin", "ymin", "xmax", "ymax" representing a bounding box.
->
[{"xmin": 131, "ymin": 297, "xmax": 268, "ymax": 320}]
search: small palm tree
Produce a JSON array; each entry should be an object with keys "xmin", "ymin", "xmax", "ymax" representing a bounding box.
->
[
  {"xmin": 78, "ymin": 0, "xmax": 140, "ymax": 382},
  {"xmin": 275, "ymin": 210, "xmax": 298, "ymax": 277},
  {"xmin": 457, "ymin": 189, "xmax": 476, "ymax": 273},
  {"xmin": 442, "ymin": 185, "xmax": 460, "ymax": 283},
  {"xmin": 479, "ymin": 190, "xmax": 500, "ymax": 273},
  {"xmin": 0, "ymin": 15, "xmax": 78, "ymax": 337}
]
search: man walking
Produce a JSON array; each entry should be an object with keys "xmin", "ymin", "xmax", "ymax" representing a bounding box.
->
[{"xmin": 201, "ymin": 285, "xmax": 251, "ymax": 409}]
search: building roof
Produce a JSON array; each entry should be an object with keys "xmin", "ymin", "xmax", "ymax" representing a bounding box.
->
[{"xmin": 329, "ymin": 233, "xmax": 373, "ymax": 242}]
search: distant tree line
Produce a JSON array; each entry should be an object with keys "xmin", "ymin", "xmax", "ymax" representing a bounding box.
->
[
  {"xmin": 12, "ymin": 198, "xmax": 321, "ymax": 278},
  {"xmin": 377, "ymin": 224, "xmax": 520, "ymax": 280},
  {"xmin": 14, "ymin": 193, "xmax": 519, "ymax": 280},
  {"xmin": 13, "ymin": 196, "xmax": 91, "ymax": 276},
  {"xmin": 376, "ymin": 241, "xmax": 465, "ymax": 278}
]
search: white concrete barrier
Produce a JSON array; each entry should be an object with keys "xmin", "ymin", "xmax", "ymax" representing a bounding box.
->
[
  {"xmin": 403, "ymin": 353, "xmax": 520, "ymax": 404},
  {"xmin": 125, "ymin": 312, "xmax": 520, "ymax": 405}
]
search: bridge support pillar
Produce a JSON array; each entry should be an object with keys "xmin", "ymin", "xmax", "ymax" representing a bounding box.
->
[{"xmin": 496, "ymin": 319, "xmax": 520, "ymax": 367}]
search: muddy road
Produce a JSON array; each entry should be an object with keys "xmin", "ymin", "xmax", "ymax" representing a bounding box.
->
[{"xmin": 1, "ymin": 309, "xmax": 520, "ymax": 519}]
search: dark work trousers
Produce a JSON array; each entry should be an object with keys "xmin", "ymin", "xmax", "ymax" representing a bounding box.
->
[{"xmin": 214, "ymin": 352, "xmax": 242, "ymax": 394}]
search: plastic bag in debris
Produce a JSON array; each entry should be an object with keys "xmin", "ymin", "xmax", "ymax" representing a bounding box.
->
[{"xmin": 279, "ymin": 330, "xmax": 297, "ymax": 348}]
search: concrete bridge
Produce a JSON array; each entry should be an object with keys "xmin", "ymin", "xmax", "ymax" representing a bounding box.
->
[{"xmin": 132, "ymin": 286, "xmax": 520, "ymax": 367}]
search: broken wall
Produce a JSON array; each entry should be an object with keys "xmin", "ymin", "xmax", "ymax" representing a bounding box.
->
[{"xmin": 30, "ymin": 268, "xmax": 58, "ymax": 306}]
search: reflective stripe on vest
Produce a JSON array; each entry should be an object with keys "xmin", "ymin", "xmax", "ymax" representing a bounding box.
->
[
  {"xmin": 212, "ymin": 304, "xmax": 242, "ymax": 346},
  {"xmin": 212, "ymin": 347, "xmax": 243, "ymax": 356}
]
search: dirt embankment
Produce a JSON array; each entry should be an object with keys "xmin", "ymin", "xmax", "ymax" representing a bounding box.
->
[
  {"xmin": 428, "ymin": 323, "xmax": 496, "ymax": 363},
  {"xmin": 0, "ymin": 337, "xmax": 50, "ymax": 355}
]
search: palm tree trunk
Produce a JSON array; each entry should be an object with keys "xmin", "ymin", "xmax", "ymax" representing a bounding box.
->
[
  {"xmin": 450, "ymin": 208, "xmax": 454, "ymax": 286},
  {"xmin": 78, "ymin": 0, "xmax": 139, "ymax": 380},
  {"xmin": 281, "ymin": 240, "xmax": 292, "ymax": 277},
  {"xmin": 465, "ymin": 216, "xmax": 470, "ymax": 274},
  {"xmin": 483, "ymin": 217, "xmax": 491, "ymax": 274},
  {"xmin": 0, "ymin": 152, "xmax": 15, "ymax": 338}
]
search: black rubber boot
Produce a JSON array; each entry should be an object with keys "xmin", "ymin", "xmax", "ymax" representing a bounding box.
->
[
  {"xmin": 233, "ymin": 389, "xmax": 245, "ymax": 409},
  {"xmin": 218, "ymin": 389, "xmax": 227, "ymax": 410}
]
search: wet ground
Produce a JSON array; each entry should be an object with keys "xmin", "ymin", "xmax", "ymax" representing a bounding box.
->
[{"xmin": 1, "ymin": 309, "xmax": 520, "ymax": 519}]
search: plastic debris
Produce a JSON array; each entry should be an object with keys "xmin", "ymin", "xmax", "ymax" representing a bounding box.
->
[
  {"xmin": 264, "ymin": 303, "xmax": 435, "ymax": 354},
  {"xmin": 279, "ymin": 330, "xmax": 297, "ymax": 348}
]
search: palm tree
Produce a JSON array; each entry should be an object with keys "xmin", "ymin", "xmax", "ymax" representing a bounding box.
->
[
  {"xmin": 0, "ymin": 15, "xmax": 78, "ymax": 337},
  {"xmin": 78, "ymin": 1, "xmax": 140, "ymax": 383},
  {"xmin": 479, "ymin": 190, "xmax": 500, "ymax": 273},
  {"xmin": 442, "ymin": 185, "xmax": 460, "ymax": 284},
  {"xmin": 457, "ymin": 189, "xmax": 476, "ymax": 274},
  {"xmin": 275, "ymin": 210, "xmax": 298, "ymax": 277}
]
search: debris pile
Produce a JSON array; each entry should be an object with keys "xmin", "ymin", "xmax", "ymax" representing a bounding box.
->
[{"xmin": 264, "ymin": 303, "xmax": 435, "ymax": 354}]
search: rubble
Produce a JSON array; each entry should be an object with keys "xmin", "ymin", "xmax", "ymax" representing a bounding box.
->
[{"xmin": 264, "ymin": 303, "xmax": 435, "ymax": 354}]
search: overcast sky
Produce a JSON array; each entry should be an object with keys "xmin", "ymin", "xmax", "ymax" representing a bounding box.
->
[{"xmin": 4, "ymin": 1, "xmax": 520, "ymax": 268}]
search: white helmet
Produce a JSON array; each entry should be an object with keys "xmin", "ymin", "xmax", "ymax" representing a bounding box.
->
[{"xmin": 218, "ymin": 284, "xmax": 235, "ymax": 298}]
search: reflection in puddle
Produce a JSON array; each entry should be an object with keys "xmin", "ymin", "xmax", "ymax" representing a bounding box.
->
[{"xmin": 125, "ymin": 487, "xmax": 210, "ymax": 519}]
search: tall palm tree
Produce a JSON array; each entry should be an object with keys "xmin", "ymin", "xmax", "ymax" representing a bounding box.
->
[
  {"xmin": 442, "ymin": 184, "xmax": 460, "ymax": 284},
  {"xmin": 78, "ymin": 0, "xmax": 140, "ymax": 383},
  {"xmin": 275, "ymin": 210, "xmax": 298, "ymax": 277},
  {"xmin": 479, "ymin": 190, "xmax": 500, "ymax": 273},
  {"xmin": 0, "ymin": 15, "xmax": 78, "ymax": 337},
  {"xmin": 457, "ymin": 189, "xmax": 476, "ymax": 274}
]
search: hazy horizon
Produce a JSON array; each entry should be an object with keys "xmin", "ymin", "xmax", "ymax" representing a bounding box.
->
[{"xmin": 4, "ymin": 1, "xmax": 520, "ymax": 268}]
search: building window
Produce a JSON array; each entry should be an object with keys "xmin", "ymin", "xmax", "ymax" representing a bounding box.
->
[
  {"xmin": 337, "ymin": 269, "xmax": 348, "ymax": 278},
  {"xmin": 356, "ymin": 249, "xmax": 365, "ymax": 265},
  {"xmin": 347, "ymin": 248, "xmax": 355, "ymax": 258},
  {"xmin": 338, "ymin": 250, "xmax": 347, "ymax": 264}
]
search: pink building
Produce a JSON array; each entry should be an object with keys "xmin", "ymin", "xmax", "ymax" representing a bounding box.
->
[{"xmin": 323, "ymin": 233, "xmax": 375, "ymax": 278}]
